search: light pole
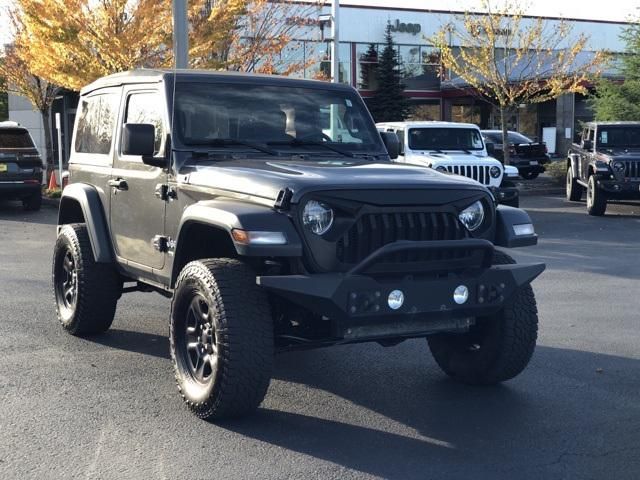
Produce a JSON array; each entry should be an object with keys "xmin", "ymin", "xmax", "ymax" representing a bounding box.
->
[
  {"xmin": 331, "ymin": 0, "xmax": 340, "ymax": 83},
  {"xmin": 172, "ymin": 0, "xmax": 189, "ymax": 69}
]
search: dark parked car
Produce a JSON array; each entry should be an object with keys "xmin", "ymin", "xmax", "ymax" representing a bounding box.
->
[
  {"xmin": 53, "ymin": 70, "xmax": 544, "ymax": 420},
  {"xmin": 567, "ymin": 121, "xmax": 640, "ymax": 216},
  {"xmin": 482, "ymin": 130, "xmax": 550, "ymax": 180},
  {"xmin": 0, "ymin": 121, "xmax": 43, "ymax": 210}
]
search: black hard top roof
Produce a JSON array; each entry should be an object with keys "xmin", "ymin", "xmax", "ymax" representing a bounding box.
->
[{"xmin": 80, "ymin": 69, "xmax": 354, "ymax": 95}]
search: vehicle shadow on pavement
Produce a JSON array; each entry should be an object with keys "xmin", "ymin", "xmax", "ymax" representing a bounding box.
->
[
  {"xmin": 86, "ymin": 329, "xmax": 170, "ymax": 359},
  {"xmin": 0, "ymin": 200, "xmax": 57, "ymax": 226},
  {"xmin": 219, "ymin": 343, "xmax": 640, "ymax": 479}
]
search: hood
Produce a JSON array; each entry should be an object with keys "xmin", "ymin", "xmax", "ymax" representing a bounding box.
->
[
  {"xmin": 598, "ymin": 148, "xmax": 640, "ymax": 161},
  {"xmin": 180, "ymin": 157, "xmax": 486, "ymax": 203},
  {"xmin": 407, "ymin": 151, "xmax": 498, "ymax": 165}
]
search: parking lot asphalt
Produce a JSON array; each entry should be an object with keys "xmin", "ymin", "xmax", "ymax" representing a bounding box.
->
[{"xmin": 1, "ymin": 194, "xmax": 639, "ymax": 480}]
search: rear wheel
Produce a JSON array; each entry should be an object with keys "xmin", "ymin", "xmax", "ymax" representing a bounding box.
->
[
  {"xmin": 170, "ymin": 258, "xmax": 274, "ymax": 420},
  {"xmin": 521, "ymin": 171, "xmax": 539, "ymax": 180},
  {"xmin": 586, "ymin": 175, "xmax": 607, "ymax": 216},
  {"xmin": 22, "ymin": 190, "xmax": 42, "ymax": 211},
  {"xmin": 427, "ymin": 251, "xmax": 538, "ymax": 385},
  {"xmin": 566, "ymin": 166, "xmax": 583, "ymax": 201},
  {"xmin": 52, "ymin": 224, "xmax": 120, "ymax": 335}
]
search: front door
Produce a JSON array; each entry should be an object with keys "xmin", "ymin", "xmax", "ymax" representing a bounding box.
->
[{"xmin": 110, "ymin": 88, "xmax": 168, "ymax": 270}]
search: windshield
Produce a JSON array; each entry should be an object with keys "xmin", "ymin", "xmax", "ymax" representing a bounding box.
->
[
  {"xmin": 597, "ymin": 127, "xmax": 640, "ymax": 149},
  {"xmin": 483, "ymin": 132, "xmax": 533, "ymax": 145},
  {"xmin": 174, "ymin": 82, "xmax": 383, "ymax": 155},
  {"xmin": 0, "ymin": 129, "xmax": 35, "ymax": 149},
  {"xmin": 408, "ymin": 127, "xmax": 484, "ymax": 151}
]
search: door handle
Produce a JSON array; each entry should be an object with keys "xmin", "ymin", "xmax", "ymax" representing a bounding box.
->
[{"xmin": 108, "ymin": 178, "xmax": 128, "ymax": 191}]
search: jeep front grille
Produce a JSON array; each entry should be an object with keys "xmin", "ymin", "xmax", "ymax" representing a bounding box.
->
[
  {"xmin": 336, "ymin": 211, "xmax": 467, "ymax": 265},
  {"xmin": 445, "ymin": 165, "xmax": 492, "ymax": 185},
  {"xmin": 623, "ymin": 161, "xmax": 640, "ymax": 179}
]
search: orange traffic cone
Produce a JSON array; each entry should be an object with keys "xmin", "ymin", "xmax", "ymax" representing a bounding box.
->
[{"xmin": 48, "ymin": 170, "xmax": 58, "ymax": 190}]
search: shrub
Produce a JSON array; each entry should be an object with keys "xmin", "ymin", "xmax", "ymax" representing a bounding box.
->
[{"xmin": 545, "ymin": 160, "xmax": 566, "ymax": 185}]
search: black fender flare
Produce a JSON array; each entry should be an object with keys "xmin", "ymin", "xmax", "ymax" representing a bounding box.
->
[
  {"xmin": 568, "ymin": 153, "xmax": 580, "ymax": 178},
  {"xmin": 58, "ymin": 183, "xmax": 114, "ymax": 263},
  {"xmin": 494, "ymin": 205, "xmax": 538, "ymax": 248},
  {"xmin": 171, "ymin": 200, "xmax": 303, "ymax": 284}
]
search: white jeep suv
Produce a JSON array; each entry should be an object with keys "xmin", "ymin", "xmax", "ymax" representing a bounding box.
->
[{"xmin": 377, "ymin": 121, "xmax": 519, "ymax": 206}]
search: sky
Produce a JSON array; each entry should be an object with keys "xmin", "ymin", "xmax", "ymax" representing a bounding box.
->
[{"xmin": 0, "ymin": 0, "xmax": 637, "ymax": 45}]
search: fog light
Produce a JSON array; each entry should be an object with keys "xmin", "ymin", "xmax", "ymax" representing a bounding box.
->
[
  {"xmin": 453, "ymin": 285, "xmax": 469, "ymax": 305},
  {"xmin": 512, "ymin": 223, "xmax": 534, "ymax": 236},
  {"xmin": 387, "ymin": 290, "xmax": 404, "ymax": 310}
]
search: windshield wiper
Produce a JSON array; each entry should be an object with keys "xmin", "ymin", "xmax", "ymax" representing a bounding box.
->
[
  {"xmin": 268, "ymin": 139, "xmax": 355, "ymax": 158},
  {"xmin": 189, "ymin": 138, "xmax": 278, "ymax": 156}
]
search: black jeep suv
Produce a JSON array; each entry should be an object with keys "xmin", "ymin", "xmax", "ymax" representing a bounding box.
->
[
  {"xmin": 53, "ymin": 70, "xmax": 544, "ymax": 420},
  {"xmin": 0, "ymin": 121, "xmax": 43, "ymax": 210}
]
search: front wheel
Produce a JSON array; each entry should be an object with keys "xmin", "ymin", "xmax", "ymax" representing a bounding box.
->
[
  {"xmin": 170, "ymin": 258, "xmax": 274, "ymax": 420},
  {"xmin": 427, "ymin": 251, "xmax": 538, "ymax": 385},
  {"xmin": 586, "ymin": 175, "xmax": 607, "ymax": 216}
]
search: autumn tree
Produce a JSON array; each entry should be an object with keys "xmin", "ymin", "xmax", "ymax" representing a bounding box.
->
[
  {"xmin": 0, "ymin": 41, "xmax": 57, "ymax": 163},
  {"xmin": 189, "ymin": 0, "xmax": 320, "ymax": 75},
  {"xmin": 14, "ymin": 0, "xmax": 172, "ymax": 91},
  {"xmin": 367, "ymin": 23, "xmax": 411, "ymax": 122},
  {"xmin": 591, "ymin": 19, "xmax": 640, "ymax": 120},
  {"xmin": 433, "ymin": 0, "xmax": 607, "ymax": 164}
]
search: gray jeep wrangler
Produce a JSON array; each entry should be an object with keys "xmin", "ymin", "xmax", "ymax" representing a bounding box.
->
[{"xmin": 53, "ymin": 70, "xmax": 544, "ymax": 420}]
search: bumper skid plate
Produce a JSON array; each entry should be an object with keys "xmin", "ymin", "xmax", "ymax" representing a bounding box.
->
[{"xmin": 258, "ymin": 240, "xmax": 545, "ymax": 340}]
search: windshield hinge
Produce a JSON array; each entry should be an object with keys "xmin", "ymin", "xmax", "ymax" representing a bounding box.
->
[{"xmin": 155, "ymin": 183, "xmax": 177, "ymax": 201}]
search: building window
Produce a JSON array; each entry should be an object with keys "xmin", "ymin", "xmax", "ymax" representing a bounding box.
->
[
  {"xmin": 357, "ymin": 43, "xmax": 379, "ymax": 90},
  {"xmin": 304, "ymin": 41, "xmax": 350, "ymax": 84},
  {"xmin": 408, "ymin": 100, "xmax": 441, "ymax": 121},
  {"xmin": 401, "ymin": 45, "xmax": 441, "ymax": 90}
]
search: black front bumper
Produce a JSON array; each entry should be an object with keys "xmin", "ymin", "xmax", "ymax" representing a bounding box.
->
[
  {"xmin": 597, "ymin": 178, "xmax": 640, "ymax": 198},
  {"xmin": 258, "ymin": 240, "xmax": 545, "ymax": 342}
]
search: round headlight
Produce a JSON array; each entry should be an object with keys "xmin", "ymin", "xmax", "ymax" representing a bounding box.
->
[
  {"xmin": 302, "ymin": 200, "xmax": 334, "ymax": 235},
  {"xmin": 435, "ymin": 165, "xmax": 448, "ymax": 173},
  {"xmin": 612, "ymin": 161, "xmax": 625, "ymax": 173},
  {"xmin": 459, "ymin": 200, "xmax": 485, "ymax": 232},
  {"xmin": 489, "ymin": 166, "xmax": 501, "ymax": 178}
]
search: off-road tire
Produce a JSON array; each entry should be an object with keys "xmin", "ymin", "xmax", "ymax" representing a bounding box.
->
[
  {"xmin": 521, "ymin": 171, "xmax": 539, "ymax": 180},
  {"xmin": 170, "ymin": 258, "xmax": 274, "ymax": 420},
  {"xmin": 427, "ymin": 250, "xmax": 538, "ymax": 385},
  {"xmin": 586, "ymin": 175, "xmax": 607, "ymax": 216},
  {"xmin": 52, "ymin": 224, "xmax": 120, "ymax": 335},
  {"xmin": 22, "ymin": 190, "xmax": 42, "ymax": 211},
  {"xmin": 566, "ymin": 166, "xmax": 583, "ymax": 201}
]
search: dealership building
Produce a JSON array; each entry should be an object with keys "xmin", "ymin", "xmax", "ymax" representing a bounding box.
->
[{"xmin": 7, "ymin": 1, "xmax": 631, "ymax": 162}]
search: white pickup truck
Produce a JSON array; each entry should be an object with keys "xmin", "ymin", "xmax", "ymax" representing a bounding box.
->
[{"xmin": 377, "ymin": 121, "xmax": 520, "ymax": 207}]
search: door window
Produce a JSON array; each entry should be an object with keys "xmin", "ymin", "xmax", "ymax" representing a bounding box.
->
[{"xmin": 124, "ymin": 92, "xmax": 165, "ymax": 155}]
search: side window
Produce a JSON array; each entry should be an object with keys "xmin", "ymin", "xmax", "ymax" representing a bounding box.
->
[
  {"xmin": 124, "ymin": 92, "xmax": 165, "ymax": 155},
  {"xmin": 74, "ymin": 93, "xmax": 119, "ymax": 155}
]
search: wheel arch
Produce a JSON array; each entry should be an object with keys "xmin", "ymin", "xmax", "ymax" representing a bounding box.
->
[
  {"xmin": 170, "ymin": 200, "xmax": 302, "ymax": 288},
  {"xmin": 58, "ymin": 183, "xmax": 114, "ymax": 263}
]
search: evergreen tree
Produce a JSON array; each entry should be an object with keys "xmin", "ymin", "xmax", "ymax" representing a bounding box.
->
[
  {"xmin": 367, "ymin": 23, "xmax": 411, "ymax": 122},
  {"xmin": 591, "ymin": 21, "xmax": 640, "ymax": 121},
  {"xmin": 359, "ymin": 43, "xmax": 378, "ymax": 90}
]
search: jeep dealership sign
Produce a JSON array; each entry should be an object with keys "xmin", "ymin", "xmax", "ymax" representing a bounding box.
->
[{"xmin": 389, "ymin": 19, "xmax": 421, "ymax": 35}]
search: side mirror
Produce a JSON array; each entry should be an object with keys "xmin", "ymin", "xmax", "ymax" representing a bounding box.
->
[
  {"xmin": 485, "ymin": 142, "xmax": 496, "ymax": 155},
  {"xmin": 123, "ymin": 123, "xmax": 165, "ymax": 167},
  {"xmin": 583, "ymin": 139, "xmax": 593, "ymax": 151},
  {"xmin": 380, "ymin": 131, "xmax": 399, "ymax": 160}
]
